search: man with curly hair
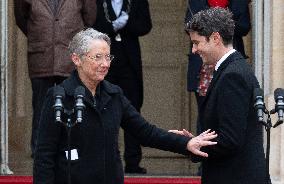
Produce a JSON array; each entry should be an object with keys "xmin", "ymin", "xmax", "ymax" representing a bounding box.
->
[{"xmin": 185, "ymin": 8, "xmax": 270, "ymax": 184}]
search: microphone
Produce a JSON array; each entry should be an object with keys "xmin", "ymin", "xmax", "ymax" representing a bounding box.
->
[
  {"xmin": 74, "ymin": 86, "xmax": 85, "ymax": 123},
  {"xmin": 272, "ymin": 88, "xmax": 284, "ymax": 128},
  {"xmin": 53, "ymin": 86, "xmax": 65, "ymax": 123},
  {"xmin": 253, "ymin": 88, "xmax": 266, "ymax": 123}
]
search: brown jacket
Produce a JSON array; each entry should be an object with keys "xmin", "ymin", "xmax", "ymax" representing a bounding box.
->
[{"xmin": 14, "ymin": 0, "xmax": 97, "ymax": 78}]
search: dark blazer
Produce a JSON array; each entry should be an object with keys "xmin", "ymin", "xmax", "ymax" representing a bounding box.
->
[
  {"xmin": 185, "ymin": 0, "xmax": 251, "ymax": 92},
  {"xmin": 192, "ymin": 52, "xmax": 269, "ymax": 184},
  {"xmin": 33, "ymin": 71, "xmax": 190, "ymax": 184},
  {"xmin": 93, "ymin": 0, "xmax": 152, "ymax": 108}
]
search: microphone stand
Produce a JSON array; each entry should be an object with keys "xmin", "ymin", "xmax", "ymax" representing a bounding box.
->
[
  {"xmin": 263, "ymin": 112, "xmax": 272, "ymax": 184},
  {"xmin": 257, "ymin": 107, "xmax": 271, "ymax": 184},
  {"xmin": 60, "ymin": 109, "xmax": 77, "ymax": 184},
  {"xmin": 53, "ymin": 86, "xmax": 85, "ymax": 184}
]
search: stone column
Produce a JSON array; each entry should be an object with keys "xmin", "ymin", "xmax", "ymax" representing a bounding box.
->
[
  {"xmin": 7, "ymin": 0, "xmax": 33, "ymax": 175},
  {"xmin": 268, "ymin": 0, "xmax": 284, "ymax": 183},
  {"xmin": 0, "ymin": 0, "xmax": 13, "ymax": 174}
]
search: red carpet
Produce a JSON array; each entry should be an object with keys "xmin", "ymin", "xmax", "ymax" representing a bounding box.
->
[
  {"xmin": 0, "ymin": 176, "xmax": 32, "ymax": 184},
  {"xmin": 124, "ymin": 177, "xmax": 201, "ymax": 184},
  {"xmin": 0, "ymin": 176, "xmax": 201, "ymax": 184}
]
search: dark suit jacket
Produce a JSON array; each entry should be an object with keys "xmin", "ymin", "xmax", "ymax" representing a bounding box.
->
[
  {"xmin": 185, "ymin": 0, "xmax": 251, "ymax": 92},
  {"xmin": 93, "ymin": 0, "xmax": 152, "ymax": 108},
  {"xmin": 192, "ymin": 52, "xmax": 269, "ymax": 184}
]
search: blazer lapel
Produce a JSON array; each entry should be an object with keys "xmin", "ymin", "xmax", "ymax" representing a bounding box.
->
[
  {"xmin": 121, "ymin": 0, "xmax": 129, "ymax": 13},
  {"xmin": 56, "ymin": 0, "xmax": 66, "ymax": 15},
  {"xmin": 43, "ymin": 0, "xmax": 54, "ymax": 15},
  {"xmin": 108, "ymin": 0, "xmax": 129, "ymax": 19},
  {"xmin": 47, "ymin": 0, "xmax": 59, "ymax": 15},
  {"xmin": 46, "ymin": 0, "xmax": 65, "ymax": 15},
  {"xmin": 199, "ymin": 51, "xmax": 243, "ymax": 107},
  {"xmin": 107, "ymin": 0, "xmax": 120, "ymax": 19}
]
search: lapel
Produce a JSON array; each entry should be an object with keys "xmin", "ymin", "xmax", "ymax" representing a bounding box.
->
[
  {"xmin": 47, "ymin": 0, "xmax": 58, "ymax": 15},
  {"xmin": 200, "ymin": 51, "xmax": 243, "ymax": 108},
  {"xmin": 46, "ymin": 0, "xmax": 62, "ymax": 16},
  {"xmin": 56, "ymin": 0, "xmax": 66, "ymax": 15},
  {"xmin": 99, "ymin": 85, "xmax": 112, "ymax": 111},
  {"xmin": 95, "ymin": 81, "xmax": 120, "ymax": 111},
  {"xmin": 106, "ymin": 0, "xmax": 120, "ymax": 19},
  {"xmin": 121, "ymin": 0, "xmax": 129, "ymax": 13},
  {"xmin": 108, "ymin": 0, "xmax": 130, "ymax": 19},
  {"xmin": 45, "ymin": 0, "xmax": 55, "ymax": 15},
  {"xmin": 46, "ymin": 0, "xmax": 65, "ymax": 16}
]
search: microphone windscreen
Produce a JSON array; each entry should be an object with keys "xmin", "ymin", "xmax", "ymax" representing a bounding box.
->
[
  {"xmin": 253, "ymin": 88, "xmax": 263, "ymax": 99},
  {"xmin": 74, "ymin": 86, "xmax": 85, "ymax": 97},
  {"xmin": 274, "ymin": 88, "xmax": 284, "ymax": 101},
  {"xmin": 53, "ymin": 85, "xmax": 65, "ymax": 98}
]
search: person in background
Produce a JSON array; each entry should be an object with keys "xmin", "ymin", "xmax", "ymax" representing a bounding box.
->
[
  {"xmin": 93, "ymin": 0, "xmax": 152, "ymax": 174},
  {"xmin": 13, "ymin": 0, "xmax": 97, "ymax": 157},
  {"xmin": 183, "ymin": 7, "xmax": 269, "ymax": 184},
  {"xmin": 33, "ymin": 28, "xmax": 218, "ymax": 184}
]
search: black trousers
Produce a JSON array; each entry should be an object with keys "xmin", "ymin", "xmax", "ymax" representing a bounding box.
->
[
  {"xmin": 106, "ymin": 64, "xmax": 143, "ymax": 168},
  {"xmin": 31, "ymin": 76, "xmax": 66, "ymax": 157}
]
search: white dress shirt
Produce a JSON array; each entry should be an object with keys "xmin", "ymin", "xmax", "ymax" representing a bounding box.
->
[{"xmin": 215, "ymin": 49, "xmax": 236, "ymax": 71}]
